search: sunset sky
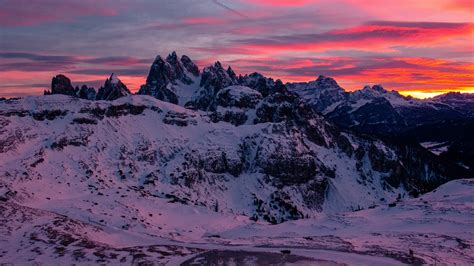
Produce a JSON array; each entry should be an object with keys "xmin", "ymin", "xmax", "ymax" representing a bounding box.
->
[{"xmin": 0, "ymin": 0, "xmax": 473, "ymax": 98}]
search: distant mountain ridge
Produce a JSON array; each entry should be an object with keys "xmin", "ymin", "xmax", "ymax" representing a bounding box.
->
[
  {"xmin": 38, "ymin": 52, "xmax": 474, "ymax": 173},
  {"xmin": 2, "ymin": 52, "xmax": 473, "ymax": 263}
]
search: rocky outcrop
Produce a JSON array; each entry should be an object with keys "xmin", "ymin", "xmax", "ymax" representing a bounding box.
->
[
  {"xmin": 239, "ymin": 72, "xmax": 275, "ymax": 97},
  {"xmin": 47, "ymin": 75, "xmax": 77, "ymax": 96},
  {"xmin": 78, "ymin": 85, "xmax": 96, "ymax": 100},
  {"xmin": 96, "ymin": 73, "xmax": 131, "ymax": 101},
  {"xmin": 138, "ymin": 52, "xmax": 199, "ymax": 104},
  {"xmin": 45, "ymin": 74, "xmax": 97, "ymax": 100},
  {"xmin": 287, "ymin": 75, "xmax": 348, "ymax": 113},
  {"xmin": 181, "ymin": 55, "xmax": 200, "ymax": 76},
  {"xmin": 186, "ymin": 62, "xmax": 238, "ymax": 110},
  {"xmin": 215, "ymin": 86, "xmax": 262, "ymax": 109}
]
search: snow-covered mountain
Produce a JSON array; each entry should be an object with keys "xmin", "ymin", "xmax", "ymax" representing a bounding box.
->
[
  {"xmin": 1, "ymin": 52, "xmax": 473, "ymax": 264},
  {"xmin": 433, "ymin": 91, "xmax": 474, "ymax": 115},
  {"xmin": 3, "ymin": 51, "xmax": 470, "ymax": 220},
  {"xmin": 288, "ymin": 76, "xmax": 471, "ymax": 133},
  {"xmin": 288, "ymin": 76, "xmax": 474, "ymax": 173}
]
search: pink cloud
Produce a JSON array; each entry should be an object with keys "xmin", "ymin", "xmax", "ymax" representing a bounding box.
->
[
  {"xmin": 0, "ymin": 0, "xmax": 118, "ymax": 26},
  {"xmin": 233, "ymin": 22, "xmax": 473, "ymax": 54},
  {"xmin": 241, "ymin": 0, "xmax": 313, "ymax": 7}
]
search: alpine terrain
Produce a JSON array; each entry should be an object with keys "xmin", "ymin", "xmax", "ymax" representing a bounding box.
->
[{"xmin": 1, "ymin": 52, "xmax": 473, "ymax": 265}]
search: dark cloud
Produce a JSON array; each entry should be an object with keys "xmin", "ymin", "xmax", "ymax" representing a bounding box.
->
[
  {"xmin": 0, "ymin": 52, "xmax": 150, "ymax": 72},
  {"xmin": 67, "ymin": 67, "xmax": 148, "ymax": 77},
  {"xmin": 0, "ymin": 0, "xmax": 118, "ymax": 26}
]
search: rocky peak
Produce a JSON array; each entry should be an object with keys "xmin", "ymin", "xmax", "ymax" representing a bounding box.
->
[
  {"xmin": 187, "ymin": 62, "xmax": 239, "ymax": 110},
  {"xmin": 166, "ymin": 51, "xmax": 179, "ymax": 63},
  {"xmin": 313, "ymin": 75, "xmax": 343, "ymax": 91},
  {"xmin": 110, "ymin": 73, "xmax": 120, "ymax": 84},
  {"xmin": 49, "ymin": 74, "xmax": 77, "ymax": 96},
  {"xmin": 146, "ymin": 55, "xmax": 175, "ymax": 87},
  {"xmin": 96, "ymin": 73, "xmax": 131, "ymax": 101},
  {"xmin": 239, "ymin": 72, "xmax": 275, "ymax": 97},
  {"xmin": 138, "ymin": 52, "xmax": 198, "ymax": 103},
  {"xmin": 165, "ymin": 51, "xmax": 192, "ymax": 85},
  {"xmin": 227, "ymin": 66, "xmax": 237, "ymax": 81},
  {"xmin": 181, "ymin": 55, "xmax": 199, "ymax": 76},
  {"xmin": 78, "ymin": 85, "xmax": 97, "ymax": 100},
  {"xmin": 372, "ymin": 85, "xmax": 387, "ymax": 93},
  {"xmin": 434, "ymin": 92, "xmax": 474, "ymax": 102},
  {"xmin": 287, "ymin": 75, "xmax": 348, "ymax": 113},
  {"xmin": 199, "ymin": 61, "xmax": 238, "ymax": 92}
]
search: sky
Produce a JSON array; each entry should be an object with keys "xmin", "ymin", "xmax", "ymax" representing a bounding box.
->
[{"xmin": 0, "ymin": 0, "xmax": 473, "ymax": 98}]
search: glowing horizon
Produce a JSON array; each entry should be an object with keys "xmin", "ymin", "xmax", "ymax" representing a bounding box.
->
[{"xmin": 0, "ymin": 0, "xmax": 472, "ymax": 99}]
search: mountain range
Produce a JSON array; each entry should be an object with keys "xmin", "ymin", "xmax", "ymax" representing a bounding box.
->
[{"xmin": 1, "ymin": 52, "xmax": 473, "ymax": 264}]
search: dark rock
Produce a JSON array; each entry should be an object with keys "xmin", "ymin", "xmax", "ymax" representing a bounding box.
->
[
  {"xmin": 166, "ymin": 51, "xmax": 193, "ymax": 85},
  {"xmin": 181, "ymin": 55, "xmax": 199, "ymax": 76},
  {"xmin": 162, "ymin": 111, "xmax": 197, "ymax": 127},
  {"xmin": 50, "ymin": 75, "xmax": 77, "ymax": 96},
  {"xmin": 186, "ymin": 62, "xmax": 238, "ymax": 110},
  {"xmin": 78, "ymin": 85, "xmax": 96, "ymax": 100},
  {"xmin": 96, "ymin": 73, "xmax": 131, "ymax": 101},
  {"xmin": 138, "ymin": 52, "xmax": 198, "ymax": 104}
]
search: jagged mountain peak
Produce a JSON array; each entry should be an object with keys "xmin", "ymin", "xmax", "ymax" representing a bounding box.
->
[
  {"xmin": 434, "ymin": 91, "xmax": 474, "ymax": 101},
  {"xmin": 109, "ymin": 73, "xmax": 120, "ymax": 84},
  {"xmin": 96, "ymin": 73, "xmax": 131, "ymax": 101},
  {"xmin": 314, "ymin": 75, "xmax": 342, "ymax": 90},
  {"xmin": 227, "ymin": 66, "xmax": 237, "ymax": 80},
  {"xmin": 361, "ymin": 84, "xmax": 387, "ymax": 94},
  {"xmin": 181, "ymin": 54, "xmax": 200, "ymax": 76},
  {"xmin": 138, "ymin": 52, "xmax": 199, "ymax": 104},
  {"xmin": 166, "ymin": 51, "xmax": 179, "ymax": 61},
  {"xmin": 45, "ymin": 74, "xmax": 96, "ymax": 100}
]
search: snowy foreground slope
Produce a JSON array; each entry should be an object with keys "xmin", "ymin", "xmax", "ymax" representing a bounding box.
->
[
  {"xmin": 0, "ymin": 95, "xmax": 473, "ymax": 264},
  {"xmin": 1, "ymin": 175, "xmax": 473, "ymax": 264}
]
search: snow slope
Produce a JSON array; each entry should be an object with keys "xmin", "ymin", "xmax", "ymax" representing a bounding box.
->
[
  {"xmin": 0, "ymin": 93, "xmax": 471, "ymax": 264},
  {"xmin": 1, "ymin": 175, "xmax": 472, "ymax": 264}
]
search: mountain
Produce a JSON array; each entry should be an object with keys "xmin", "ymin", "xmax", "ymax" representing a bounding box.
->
[
  {"xmin": 433, "ymin": 92, "xmax": 474, "ymax": 115},
  {"xmin": 77, "ymin": 85, "xmax": 97, "ymax": 100},
  {"xmin": 288, "ymin": 76, "xmax": 474, "ymax": 172},
  {"xmin": 288, "ymin": 76, "xmax": 469, "ymax": 132},
  {"xmin": 44, "ymin": 73, "xmax": 130, "ymax": 101},
  {"xmin": 137, "ymin": 52, "xmax": 200, "ymax": 105},
  {"xmin": 96, "ymin": 73, "xmax": 131, "ymax": 101},
  {"xmin": 1, "ymin": 53, "xmax": 473, "ymax": 264}
]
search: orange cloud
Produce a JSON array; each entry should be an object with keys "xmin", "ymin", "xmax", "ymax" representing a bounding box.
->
[{"xmin": 235, "ymin": 22, "xmax": 473, "ymax": 54}]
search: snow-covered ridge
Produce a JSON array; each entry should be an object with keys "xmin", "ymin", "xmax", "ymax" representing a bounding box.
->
[
  {"xmin": 1, "ymin": 51, "xmax": 473, "ymax": 264},
  {"xmin": 0, "ymin": 94, "xmax": 457, "ymax": 221}
]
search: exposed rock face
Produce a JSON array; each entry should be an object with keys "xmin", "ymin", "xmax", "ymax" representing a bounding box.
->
[
  {"xmin": 181, "ymin": 55, "xmax": 200, "ymax": 76},
  {"xmin": 24, "ymin": 55, "xmax": 472, "ymax": 226},
  {"xmin": 186, "ymin": 62, "xmax": 238, "ymax": 110},
  {"xmin": 433, "ymin": 92, "xmax": 474, "ymax": 115},
  {"xmin": 45, "ymin": 74, "xmax": 97, "ymax": 100},
  {"xmin": 215, "ymin": 86, "xmax": 262, "ymax": 109},
  {"xmin": 78, "ymin": 85, "xmax": 96, "ymax": 100},
  {"xmin": 287, "ymin": 75, "xmax": 348, "ymax": 113},
  {"xmin": 96, "ymin": 73, "xmax": 131, "ymax": 101},
  {"xmin": 138, "ymin": 52, "xmax": 199, "ymax": 104},
  {"xmin": 289, "ymin": 79, "xmax": 470, "ymax": 135},
  {"xmin": 209, "ymin": 85, "xmax": 262, "ymax": 126},
  {"xmin": 239, "ymin": 72, "xmax": 275, "ymax": 97},
  {"xmin": 49, "ymin": 75, "xmax": 77, "ymax": 96},
  {"xmin": 254, "ymin": 80, "xmax": 303, "ymax": 124}
]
